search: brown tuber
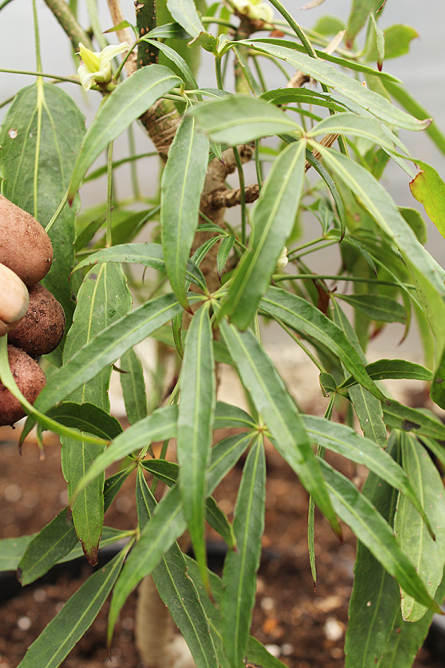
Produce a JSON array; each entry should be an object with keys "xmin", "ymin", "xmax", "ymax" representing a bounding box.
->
[
  {"xmin": 0, "ymin": 194, "xmax": 53, "ymax": 286},
  {"xmin": 8, "ymin": 283, "xmax": 65, "ymax": 357},
  {"xmin": 0, "ymin": 345, "xmax": 46, "ymax": 426},
  {"xmin": 0, "ymin": 263, "xmax": 29, "ymax": 337}
]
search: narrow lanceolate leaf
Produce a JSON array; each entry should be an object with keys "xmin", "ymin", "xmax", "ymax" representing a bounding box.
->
[
  {"xmin": 60, "ymin": 263, "xmax": 131, "ymax": 565},
  {"xmin": 345, "ymin": 437, "xmax": 401, "ymax": 668},
  {"xmin": 335, "ymin": 293, "xmax": 407, "ymax": 324},
  {"xmin": 260, "ymin": 287, "xmax": 387, "ymax": 402},
  {"xmin": 134, "ymin": 468, "xmax": 218, "ymax": 668},
  {"xmin": 345, "ymin": 0, "xmax": 382, "ymax": 47},
  {"xmin": 394, "ymin": 434, "xmax": 445, "ymax": 621},
  {"xmin": 191, "ymin": 96, "xmax": 303, "ymax": 146},
  {"xmin": 119, "ymin": 349, "xmax": 148, "ymax": 425},
  {"xmin": 302, "ymin": 416, "xmax": 432, "ymax": 535},
  {"xmin": 340, "ymin": 359, "xmax": 433, "ymax": 389},
  {"xmin": 17, "ymin": 509, "xmax": 78, "ymax": 586},
  {"xmin": 167, "ymin": 0, "xmax": 205, "ymax": 37},
  {"xmin": 205, "ymin": 497, "xmax": 236, "ymax": 549},
  {"xmin": 221, "ymin": 437, "xmax": 266, "ymax": 667},
  {"xmin": 316, "ymin": 145, "xmax": 445, "ymax": 357},
  {"xmin": 217, "ymin": 235, "xmax": 235, "ymax": 279},
  {"xmin": 320, "ymin": 460, "xmax": 442, "ymax": 614},
  {"xmin": 46, "ymin": 402, "xmax": 123, "ymax": 440},
  {"xmin": 177, "ymin": 305, "xmax": 215, "ymax": 583},
  {"xmin": 237, "ymin": 42, "xmax": 428, "ymax": 131},
  {"xmin": 17, "ymin": 548, "xmax": 127, "ymax": 668},
  {"xmin": 308, "ymin": 112, "xmax": 405, "ymax": 153},
  {"xmin": 220, "ymin": 321, "xmax": 340, "ymax": 536},
  {"xmin": 161, "ymin": 115, "xmax": 209, "ymax": 308},
  {"xmin": 379, "ymin": 573, "xmax": 445, "ymax": 668},
  {"xmin": 220, "ymin": 141, "xmax": 306, "ymax": 330},
  {"xmin": 73, "ymin": 242, "xmax": 206, "ymax": 291},
  {"xmin": 0, "ymin": 536, "xmax": 34, "ymax": 572},
  {"xmin": 332, "ymin": 300, "xmax": 387, "ymax": 447},
  {"xmin": 109, "ymin": 430, "xmax": 253, "ymax": 635},
  {"xmin": 68, "ymin": 66, "xmax": 182, "ymax": 200},
  {"xmin": 0, "ymin": 83, "xmax": 86, "ymax": 324},
  {"xmin": 32, "ymin": 293, "xmax": 201, "ymax": 416},
  {"xmin": 382, "ymin": 400, "xmax": 445, "ymax": 441},
  {"xmin": 409, "ymin": 160, "xmax": 445, "ymax": 239},
  {"xmin": 71, "ymin": 405, "xmax": 178, "ymax": 501}
]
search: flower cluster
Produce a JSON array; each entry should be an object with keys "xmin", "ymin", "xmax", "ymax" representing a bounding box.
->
[{"xmin": 232, "ymin": 0, "xmax": 274, "ymax": 23}]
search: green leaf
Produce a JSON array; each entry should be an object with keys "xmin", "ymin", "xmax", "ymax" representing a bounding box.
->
[
  {"xmin": 167, "ymin": 0, "xmax": 205, "ymax": 37},
  {"xmin": 17, "ymin": 508, "xmax": 78, "ymax": 586},
  {"xmin": 217, "ymin": 235, "xmax": 235, "ymax": 279},
  {"xmin": 60, "ymin": 263, "xmax": 131, "ymax": 565},
  {"xmin": 379, "ymin": 572, "xmax": 445, "ymax": 668},
  {"xmin": 409, "ymin": 160, "xmax": 445, "ymax": 240},
  {"xmin": 191, "ymin": 96, "xmax": 303, "ymax": 145},
  {"xmin": 145, "ymin": 21, "xmax": 191, "ymax": 39},
  {"xmin": 399, "ymin": 206, "xmax": 427, "ymax": 245},
  {"xmin": 384, "ymin": 81, "xmax": 445, "ymax": 157},
  {"xmin": 260, "ymin": 287, "xmax": 387, "ymax": 402},
  {"xmin": 205, "ymin": 497, "xmax": 236, "ymax": 549},
  {"xmin": 382, "ymin": 400, "xmax": 445, "ymax": 441},
  {"xmin": 238, "ymin": 41, "xmax": 427, "ymax": 130},
  {"xmin": 0, "ymin": 83, "xmax": 86, "ymax": 324},
  {"xmin": 365, "ymin": 24, "xmax": 418, "ymax": 62},
  {"xmin": 340, "ymin": 359, "xmax": 433, "ymax": 389},
  {"xmin": 71, "ymin": 405, "xmax": 178, "ymax": 501},
  {"xmin": 161, "ymin": 115, "xmax": 209, "ymax": 308},
  {"xmin": 335, "ymin": 293, "xmax": 407, "ymax": 323},
  {"xmin": 308, "ymin": 112, "xmax": 404, "ymax": 152},
  {"xmin": 221, "ymin": 436, "xmax": 266, "ymax": 667},
  {"xmin": 32, "ymin": 293, "xmax": 201, "ymax": 416},
  {"xmin": 73, "ymin": 242, "xmax": 206, "ymax": 290},
  {"xmin": 332, "ymin": 300, "xmax": 387, "ymax": 447},
  {"xmin": 320, "ymin": 460, "xmax": 442, "ymax": 614},
  {"xmin": 0, "ymin": 536, "xmax": 34, "ymax": 573},
  {"xmin": 394, "ymin": 434, "xmax": 445, "ymax": 621},
  {"xmin": 68, "ymin": 66, "xmax": 182, "ymax": 201},
  {"xmin": 345, "ymin": 436, "xmax": 401, "ymax": 668},
  {"xmin": 345, "ymin": 0, "xmax": 382, "ymax": 47},
  {"xmin": 261, "ymin": 87, "xmax": 347, "ymax": 113},
  {"xmin": 185, "ymin": 556, "xmax": 288, "ymax": 668},
  {"xmin": 220, "ymin": 321, "xmax": 341, "ymax": 536},
  {"xmin": 57, "ymin": 527, "xmax": 133, "ymax": 564},
  {"xmin": 303, "ymin": 416, "xmax": 433, "ymax": 535},
  {"xmin": 316, "ymin": 146, "xmax": 445, "ymax": 355},
  {"xmin": 243, "ymin": 37, "xmax": 401, "ymax": 83},
  {"xmin": 46, "ymin": 402, "xmax": 123, "ymax": 439},
  {"xmin": 17, "ymin": 548, "xmax": 127, "ymax": 668},
  {"xmin": 134, "ymin": 468, "xmax": 218, "ymax": 668},
  {"xmin": 220, "ymin": 141, "xmax": 306, "ymax": 329},
  {"xmin": 141, "ymin": 38, "xmax": 199, "ymax": 89},
  {"xmin": 119, "ymin": 349, "xmax": 148, "ymax": 425},
  {"xmin": 109, "ymin": 430, "xmax": 253, "ymax": 634},
  {"xmin": 178, "ymin": 305, "xmax": 215, "ymax": 583}
]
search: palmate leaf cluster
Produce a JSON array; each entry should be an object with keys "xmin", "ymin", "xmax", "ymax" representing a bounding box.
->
[{"xmin": 0, "ymin": 0, "xmax": 445, "ymax": 667}]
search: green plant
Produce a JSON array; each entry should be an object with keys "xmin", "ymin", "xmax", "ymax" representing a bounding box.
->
[{"xmin": 1, "ymin": 1, "xmax": 445, "ymax": 667}]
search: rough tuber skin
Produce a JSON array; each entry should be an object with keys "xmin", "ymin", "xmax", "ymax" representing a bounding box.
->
[
  {"xmin": 0, "ymin": 194, "xmax": 53, "ymax": 286},
  {"xmin": 0, "ymin": 263, "xmax": 29, "ymax": 337},
  {"xmin": 0, "ymin": 345, "xmax": 46, "ymax": 426},
  {"xmin": 8, "ymin": 283, "xmax": 66, "ymax": 358}
]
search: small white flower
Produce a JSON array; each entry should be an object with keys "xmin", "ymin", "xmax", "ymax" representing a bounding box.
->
[
  {"xmin": 232, "ymin": 0, "xmax": 274, "ymax": 23},
  {"xmin": 276, "ymin": 246, "xmax": 288, "ymax": 269},
  {"xmin": 77, "ymin": 42, "xmax": 129, "ymax": 91}
]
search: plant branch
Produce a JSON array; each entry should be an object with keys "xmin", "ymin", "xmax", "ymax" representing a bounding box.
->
[
  {"xmin": 43, "ymin": 0, "xmax": 93, "ymax": 51},
  {"xmin": 106, "ymin": 0, "xmax": 137, "ymax": 75},
  {"xmin": 201, "ymin": 133, "xmax": 339, "ymax": 211}
]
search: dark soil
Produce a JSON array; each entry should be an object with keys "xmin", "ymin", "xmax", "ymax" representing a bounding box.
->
[{"xmin": 0, "ymin": 425, "xmax": 443, "ymax": 668}]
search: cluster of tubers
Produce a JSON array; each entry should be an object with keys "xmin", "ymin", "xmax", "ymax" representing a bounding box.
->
[{"xmin": 0, "ymin": 195, "xmax": 66, "ymax": 426}]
